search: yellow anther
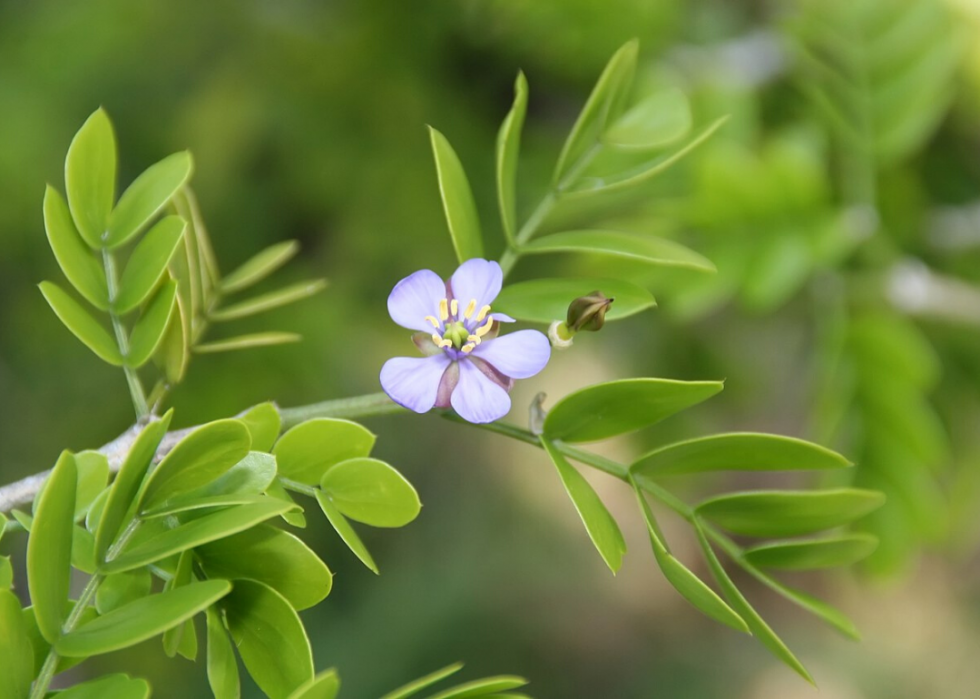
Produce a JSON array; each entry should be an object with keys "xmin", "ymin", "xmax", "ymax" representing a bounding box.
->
[
  {"xmin": 467, "ymin": 334, "xmax": 481, "ymax": 346},
  {"xmin": 475, "ymin": 316, "xmax": 494, "ymax": 337},
  {"xmin": 431, "ymin": 333, "xmax": 443, "ymax": 346},
  {"xmin": 438, "ymin": 299, "xmax": 449, "ymax": 321},
  {"xmin": 424, "ymin": 315, "xmax": 440, "ymax": 328},
  {"xmin": 464, "ymin": 299, "xmax": 477, "ymax": 318},
  {"xmin": 450, "ymin": 299, "xmax": 459, "ymax": 317},
  {"xmin": 461, "ymin": 343, "xmax": 475, "ymax": 353},
  {"xmin": 475, "ymin": 305, "xmax": 492, "ymax": 322}
]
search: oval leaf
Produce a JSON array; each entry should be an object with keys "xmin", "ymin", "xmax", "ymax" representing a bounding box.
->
[
  {"xmin": 162, "ymin": 451, "xmax": 277, "ymax": 505},
  {"xmin": 207, "ymin": 606, "xmax": 240, "ymax": 699},
  {"xmin": 544, "ymin": 378, "xmax": 723, "ymax": 443},
  {"xmin": 0, "ymin": 589, "xmax": 33, "ymax": 699},
  {"xmin": 221, "ymin": 240, "xmax": 300, "ymax": 294},
  {"xmin": 274, "ymin": 418, "xmax": 375, "ymax": 486},
  {"xmin": 115, "ymin": 216, "xmax": 186, "ymax": 314},
  {"xmin": 744, "ymin": 534, "xmax": 879, "ymax": 571},
  {"xmin": 39, "ymin": 281, "xmax": 122, "ymax": 365},
  {"xmin": 65, "ymin": 108, "xmax": 116, "ymax": 248},
  {"xmin": 496, "ymin": 71, "xmax": 528, "ymax": 244},
  {"xmin": 314, "ymin": 491, "xmax": 378, "ymax": 574},
  {"xmin": 126, "ymin": 279, "xmax": 177, "ymax": 367},
  {"xmin": 603, "ymin": 88, "xmax": 692, "ymax": 150},
  {"xmin": 239, "ymin": 402, "xmax": 282, "ymax": 453},
  {"xmin": 494, "ymin": 277, "xmax": 655, "ymax": 324},
  {"xmin": 56, "ymin": 674, "xmax": 150, "ymax": 699},
  {"xmin": 429, "ymin": 127, "xmax": 483, "ymax": 263},
  {"xmin": 288, "ymin": 669, "xmax": 341, "ymax": 699},
  {"xmin": 320, "ymin": 458, "xmax": 420, "ymax": 528},
  {"xmin": 157, "ymin": 292, "xmax": 189, "ymax": 383},
  {"xmin": 106, "ymin": 151, "xmax": 193, "ymax": 248},
  {"xmin": 696, "ymin": 489, "xmax": 887, "ymax": 537},
  {"xmin": 521, "ymin": 230, "xmax": 715, "ymax": 272},
  {"xmin": 43, "ymin": 186, "xmax": 108, "ymax": 308}
]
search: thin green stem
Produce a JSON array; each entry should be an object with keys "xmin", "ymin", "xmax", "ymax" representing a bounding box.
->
[
  {"xmin": 499, "ymin": 192, "xmax": 557, "ymax": 278},
  {"xmin": 279, "ymin": 476, "xmax": 319, "ymax": 498},
  {"xmin": 102, "ymin": 250, "xmax": 149, "ymax": 420},
  {"xmin": 278, "ymin": 393, "xmax": 406, "ymax": 430}
]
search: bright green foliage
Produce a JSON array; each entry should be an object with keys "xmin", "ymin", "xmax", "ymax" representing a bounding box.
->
[
  {"xmin": 165, "ymin": 451, "xmax": 277, "ymax": 504},
  {"xmin": 496, "ymin": 71, "xmax": 528, "ymax": 245},
  {"xmin": 494, "ymin": 277, "xmax": 655, "ymax": 324},
  {"xmin": 0, "ymin": 589, "xmax": 33, "ymax": 699},
  {"xmin": 222, "ymin": 579, "xmax": 314, "ymax": 699},
  {"xmin": 543, "ymin": 378, "xmax": 724, "ymax": 443},
  {"xmin": 65, "ymin": 108, "xmax": 116, "ymax": 249},
  {"xmin": 603, "ymin": 88, "xmax": 691, "ymax": 150},
  {"xmin": 289, "ymin": 669, "xmax": 341, "ymax": 699},
  {"xmin": 72, "ymin": 450, "xmax": 110, "ymax": 520},
  {"xmin": 267, "ymin": 478, "xmax": 307, "ymax": 528},
  {"xmin": 429, "ymin": 127, "xmax": 484, "ymax": 263},
  {"xmin": 381, "ymin": 663, "xmax": 464, "ymax": 699},
  {"xmin": 315, "ymin": 491, "xmax": 379, "ymax": 574},
  {"xmin": 43, "ymin": 186, "xmax": 109, "ymax": 309},
  {"xmin": 521, "ymin": 230, "xmax": 715, "ymax": 272},
  {"xmin": 54, "ymin": 674, "xmax": 150, "ymax": 699},
  {"xmin": 126, "ymin": 279, "xmax": 177, "ymax": 367},
  {"xmin": 274, "ymin": 418, "xmax": 376, "ymax": 485},
  {"xmin": 206, "ymin": 606, "xmax": 240, "ymax": 699},
  {"xmin": 115, "ymin": 216, "xmax": 186, "ymax": 314},
  {"xmin": 238, "ymin": 402, "xmax": 282, "ymax": 452},
  {"xmin": 320, "ymin": 458, "xmax": 420, "ymax": 528},
  {"xmin": 426, "ymin": 675, "xmax": 529, "ymax": 699},
  {"xmin": 744, "ymin": 534, "xmax": 879, "ymax": 570},
  {"xmin": 96, "ymin": 569, "xmax": 152, "ymax": 614},
  {"xmin": 210, "ymin": 280, "xmax": 327, "ymax": 322},
  {"xmin": 161, "ymin": 550, "xmax": 198, "ymax": 659},
  {"xmin": 106, "ymin": 151, "xmax": 193, "ymax": 248},
  {"xmin": 221, "ymin": 240, "xmax": 300, "ymax": 294},
  {"xmin": 39, "ymin": 281, "xmax": 123, "ymax": 365}
]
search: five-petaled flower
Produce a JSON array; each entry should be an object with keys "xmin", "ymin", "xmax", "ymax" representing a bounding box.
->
[{"xmin": 380, "ymin": 259, "xmax": 551, "ymax": 423}]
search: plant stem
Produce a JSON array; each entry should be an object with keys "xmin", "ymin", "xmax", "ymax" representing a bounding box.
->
[
  {"xmin": 102, "ymin": 250, "xmax": 149, "ymax": 420},
  {"xmin": 278, "ymin": 393, "xmax": 407, "ymax": 430},
  {"xmin": 499, "ymin": 192, "xmax": 557, "ymax": 278}
]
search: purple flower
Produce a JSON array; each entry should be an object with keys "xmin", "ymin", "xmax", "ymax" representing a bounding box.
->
[{"xmin": 380, "ymin": 259, "xmax": 551, "ymax": 423}]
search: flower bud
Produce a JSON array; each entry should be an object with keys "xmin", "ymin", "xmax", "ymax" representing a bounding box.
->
[{"xmin": 566, "ymin": 290, "xmax": 614, "ymax": 333}]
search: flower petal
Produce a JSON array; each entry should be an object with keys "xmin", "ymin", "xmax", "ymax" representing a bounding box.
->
[
  {"xmin": 380, "ymin": 354, "xmax": 451, "ymax": 413},
  {"xmin": 451, "ymin": 359, "xmax": 512, "ymax": 423},
  {"xmin": 491, "ymin": 312, "xmax": 515, "ymax": 323},
  {"xmin": 450, "ymin": 259, "xmax": 503, "ymax": 309},
  {"xmin": 472, "ymin": 329, "xmax": 551, "ymax": 379},
  {"xmin": 388, "ymin": 269, "xmax": 447, "ymax": 331}
]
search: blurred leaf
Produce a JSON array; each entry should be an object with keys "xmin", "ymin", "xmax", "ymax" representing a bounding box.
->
[
  {"xmin": 96, "ymin": 569, "xmax": 152, "ymax": 615},
  {"xmin": 223, "ymin": 579, "xmax": 314, "ymax": 699},
  {"xmin": 381, "ymin": 663, "xmax": 464, "ymax": 699},
  {"xmin": 274, "ymin": 418, "xmax": 376, "ymax": 486},
  {"xmin": 554, "ymin": 39, "xmax": 637, "ymax": 184},
  {"xmin": 96, "ymin": 411, "xmax": 173, "ymax": 561},
  {"xmin": 157, "ymin": 292, "xmax": 189, "ymax": 383},
  {"xmin": 631, "ymin": 432, "xmax": 851, "ymax": 476},
  {"xmin": 71, "ymin": 525, "xmax": 97, "ymax": 574},
  {"xmin": 696, "ymin": 488, "xmax": 886, "ymax": 537},
  {"xmin": 139, "ymin": 418, "xmax": 251, "ymax": 511},
  {"xmin": 541, "ymin": 438, "xmax": 626, "ymax": 573},
  {"xmin": 221, "ymin": 240, "xmax": 300, "ymax": 294},
  {"xmin": 206, "ymin": 606, "xmax": 240, "ymax": 699},
  {"xmin": 43, "ymin": 186, "xmax": 108, "ymax": 308},
  {"xmin": 39, "ymin": 281, "xmax": 123, "ymax": 365},
  {"xmin": 23, "ymin": 602, "xmax": 96, "ymax": 676},
  {"xmin": 168, "ymin": 452, "xmax": 277, "ymax": 505},
  {"xmin": 746, "ymin": 563, "xmax": 861, "ymax": 639},
  {"xmin": 198, "ymin": 525, "xmax": 332, "ymax": 610},
  {"xmin": 427, "ymin": 676, "xmax": 529, "ymax": 699},
  {"xmin": 496, "ymin": 71, "xmax": 528, "ymax": 245},
  {"xmin": 288, "ymin": 669, "xmax": 341, "ymax": 699},
  {"xmin": 521, "ymin": 230, "xmax": 714, "ymax": 272},
  {"xmin": 0, "ymin": 589, "xmax": 33, "ymax": 699},
  {"xmin": 0, "ymin": 557, "xmax": 11, "ymax": 590},
  {"xmin": 162, "ymin": 550, "xmax": 197, "ymax": 659},
  {"xmin": 315, "ymin": 491, "xmax": 378, "ymax": 574},
  {"xmin": 544, "ymin": 378, "xmax": 723, "ymax": 443},
  {"xmin": 126, "ymin": 279, "xmax": 177, "ymax": 367},
  {"xmin": 744, "ymin": 534, "xmax": 878, "ymax": 570},
  {"xmin": 210, "ymin": 280, "xmax": 326, "ymax": 322},
  {"xmin": 268, "ymin": 479, "xmax": 307, "ymax": 528},
  {"xmin": 239, "ymin": 402, "xmax": 282, "ymax": 453},
  {"xmin": 85, "ymin": 489, "xmax": 109, "ymax": 533},
  {"xmin": 73, "ymin": 450, "xmax": 110, "ymax": 520},
  {"xmin": 55, "ymin": 674, "xmax": 150, "ymax": 699},
  {"xmin": 27, "ymin": 451, "xmax": 76, "ymax": 644},
  {"xmin": 56, "ymin": 580, "xmax": 231, "ymax": 657},
  {"xmin": 320, "ymin": 458, "xmax": 420, "ymax": 528},
  {"xmin": 141, "ymin": 493, "xmax": 270, "ymax": 519},
  {"xmin": 106, "ymin": 151, "xmax": 193, "ymax": 248},
  {"xmin": 103, "ymin": 499, "xmax": 294, "ymax": 574},
  {"xmin": 428, "ymin": 127, "xmax": 484, "ymax": 263},
  {"xmin": 65, "ymin": 108, "xmax": 116, "ymax": 249},
  {"xmin": 494, "ymin": 277, "xmax": 655, "ymax": 324},
  {"xmin": 115, "ymin": 216, "xmax": 185, "ymax": 314},
  {"xmin": 195, "ymin": 332, "xmax": 301, "ymax": 353},
  {"xmin": 604, "ymin": 88, "xmax": 691, "ymax": 150}
]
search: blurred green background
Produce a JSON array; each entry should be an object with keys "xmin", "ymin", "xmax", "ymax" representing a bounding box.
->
[{"xmin": 4, "ymin": 0, "xmax": 980, "ymax": 696}]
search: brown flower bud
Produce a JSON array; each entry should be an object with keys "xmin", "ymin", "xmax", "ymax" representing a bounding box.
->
[{"xmin": 566, "ymin": 290, "xmax": 614, "ymax": 333}]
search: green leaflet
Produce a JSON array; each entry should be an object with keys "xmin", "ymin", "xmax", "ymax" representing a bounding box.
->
[
  {"xmin": 744, "ymin": 533, "xmax": 879, "ymax": 571},
  {"xmin": 72, "ymin": 450, "xmax": 110, "ymax": 520},
  {"xmin": 221, "ymin": 240, "xmax": 300, "ymax": 294},
  {"xmin": 520, "ymin": 230, "xmax": 715, "ymax": 272},
  {"xmin": 156, "ymin": 451, "xmax": 277, "ymax": 506},
  {"xmin": 493, "ymin": 277, "xmax": 655, "ymax": 324},
  {"xmin": 162, "ymin": 550, "xmax": 198, "ymax": 660},
  {"xmin": 56, "ymin": 580, "xmax": 231, "ymax": 657},
  {"xmin": 96, "ymin": 569, "xmax": 152, "ymax": 615},
  {"xmin": 207, "ymin": 606, "xmax": 240, "ymax": 699},
  {"xmin": 106, "ymin": 151, "xmax": 194, "ymax": 248},
  {"xmin": 426, "ymin": 676, "xmax": 529, "ymax": 699},
  {"xmin": 603, "ymin": 88, "xmax": 691, "ymax": 150},
  {"xmin": 543, "ymin": 378, "xmax": 723, "ymax": 443},
  {"xmin": 541, "ymin": 437, "xmax": 626, "ymax": 574},
  {"xmin": 380, "ymin": 663, "xmax": 464, "ymax": 699},
  {"xmin": 27, "ymin": 451, "xmax": 77, "ymax": 644},
  {"xmin": 39, "ymin": 281, "xmax": 123, "ymax": 365},
  {"xmin": 315, "ymin": 491, "xmax": 378, "ymax": 574},
  {"xmin": 210, "ymin": 279, "xmax": 326, "ymax": 322},
  {"xmin": 428, "ymin": 126, "xmax": 484, "ymax": 263},
  {"xmin": 65, "ymin": 108, "xmax": 116, "ymax": 249},
  {"xmin": 288, "ymin": 669, "xmax": 341, "ymax": 699},
  {"xmin": 274, "ymin": 418, "xmax": 376, "ymax": 486},
  {"xmin": 195, "ymin": 331, "xmax": 301, "ymax": 353},
  {"xmin": 495, "ymin": 71, "xmax": 528, "ymax": 245},
  {"xmin": 115, "ymin": 216, "xmax": 186, "ymax": 314},
  {"xmin": 43, "ymin": 186, "xmax": 108, "ymax": 308},
  {"xmin": 126, "ymin": 279, "xmax": 177, "ymax": 367},
  {"xmin": 320, "ymin": 457, "xmax": 420, "ymax": 528},
  {"xmin": 55, "ymin": 674, "xmax": 150, "ymax": 699},
  {"xmin": 238, "ymin": 402, "xmax": 282, "ymax": 452},
  {"xmin": 0, "ymin": 589, "xmax": 33, "ymax": 699},
  {"xmin": 223, "ymin": 580, "xmax": 314, "ymax": 699},
  {"xmin": 157, "ymin": 292, "xmax": 189, "ymax": 383},
  {"xmin": 268, "ymin": 478, "xmax": 307, "ymax": 528}
]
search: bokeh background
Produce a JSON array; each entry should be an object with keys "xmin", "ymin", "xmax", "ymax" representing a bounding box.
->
[{"xmin": 3, "ymin": 0, "xmax": 980, "ymax": 696}]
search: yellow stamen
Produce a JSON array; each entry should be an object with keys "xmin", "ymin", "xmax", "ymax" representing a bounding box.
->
[
  {"xmin": 475, "ymin": 316, "xmax": 494, "ymax": 337},
  {"xmin": 464, "ymin": 299, "xmax": 477, "ymax": 318},
  {"xmin": 467, "ymin": 334, "xmax": 481, "ymax": 346},
  {"xmin": 475, "ymin": 305, "xmax": 492, "ymax": 322},
  {"xmin": 450, "ymin": 299, "xmax": 459, "ymax": 317},
  {"xmin": 431, "ymin": 333, "xmax": 452, "ymax": 349},
  {"xmin": 461, "ymin": 343, "xmax": 475, "ymax": 353},
  {"xmin": 438, "ymin": 299, "xmax": 449, "ymax": 321},
  {"xmin": 424, "ymin": 315, "xmax": 440, "ymax": 328}
]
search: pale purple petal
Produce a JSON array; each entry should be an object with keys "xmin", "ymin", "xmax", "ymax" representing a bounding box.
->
[
  {"xmin": 451, "ymin": 359, "xmax": 512, "ymax": 423},
  {"xmin": 450, "ymin": 259, "xmax": 503, "ymax": 309},
  {"xmin": 380, "ymin": 354, "xmax": 452, "ymax": 413},
  {"xmin": 388, "ymin": 269, "xmax": 447, "ymax": 331},
  {"xmin": 491, "ymin": 312, "xmax": 515, "ymax": 323},
  {"xmin": 472, "ymin": 330, "xmax": 551, "ymax": 379}
]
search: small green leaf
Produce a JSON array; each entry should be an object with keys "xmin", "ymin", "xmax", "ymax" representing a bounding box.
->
[
  {"xmin": 198, "ymin": 525, "xmax": 332, "ymax": 610},
  {"xmin": 210, "ymin": 280, "xmax": 326, "ymax": 322},
  {"xmin": 161, "ymin": 451, "xmax": 277, "ymax": 506},
  {"xmin": 115, "ymin": 216, "xmax": 185, "ymax": 314},
  {"xmin": 696, "ymin": 489, "xmax": 887, "ymax": 537},
  {"xmin": 494, "ymin": 277, "xmax": 655, "ymax": 324},
  {"xmin": 541, "ymin": 438, "xmax": 626, "ymax": 573},
  {"xmin": 85, "ymin": 488, "xmax": 109, "ymax": 533},
  {"xmin": 106, "ymin": 151, "xmax": 193, "ymax": 248},
  {"xmin": 207, "ymin": 606, "xmax": 240, "ymax": 699},
  {"xmin": 65, "ymin": 108, "xmax": 116, "ymax": 249},
  {"xmin": 96, "ymin": 411, "xmax": 172, "ymax": 561},
  {"xmin": 239, "ymin": 403, "xmax": 282, "ymax": 452},
  {"xmin": 496, "ymin": 71, "xmax": 528, "ymax": 245},
  {"xmin": 96, "ymin": 569, "xmax": 152, "ymax": 614},
  {"xmin": 39, "ymin": 281, "xmax": 123, "ymax": 365},
  {"xmin": 221, "ymin": 240, "xmax": 300, "ymax": 295},
  {"xmin": 744, "ymin": 534, "xmax": 879, "ymax": 571},
  {"xmin": 429, "ymin": 126, "xmax": 484, "ymax": 263},
  {"xmin": 43, "ymin": 186, "xmax": 108, "ymax": 308},
  {"xmin": 162, "ymin": 550, "xmax": 196, "ymax": 659},
  {"xmin": 268, "ymin": 479, "xmax": 307, "ymax": 528},
  {"xmin": 195, "ymin": 332, "xmax": 301, "ymax": 353},
  {"xmin": 521, "ymin": 230, "xmax": 715, "ymax": 272},
  {"xmin": 73, "ymin": 450, "xmax": 110, "ymax": 520},
  {"xmin": 274, "ymin": 418, "xmax": 376, "ymax": 486},
  {"xmin": 0, "ymin": 557, "xmax": 11, "ymax": 590},
  {"xmin": 71, "ymin": 525, "xmax": 97, "ymax": 574},
  {"xmin": 140, "ymin": 493, "xmax": 269, "ymax": 519},
  {"xmin": 139, "ymin": 418, "xmax": 251, "ymax": 511},
  {"xmin": 103, "ymin": 499, "xmax": 293, "ymax": 574},
  {"xmin": 544, "ymin": 378, "xmax": 723, "ymax": 443},
  {"xmin": 603, "ymin": 88, "xmax": 692, "ymax": 150},
  {"xmin": 320, "ymin": 458, "xmax": 420, "ymax": 528},
  {"xmin": 126, "ymin": 279, "xmax": 177, "ymax": 367},
  {"xmin": 27, "ymin": 451, "xmax": 77, "ymax": 643},
  {"xmin": 55, "ymin": 674, "xmax": 150, "ymax": 699},
  {"xmin": 0, "ymin": 589, "xmax": 33, "ymax": 699},
  {"xmin": 315, "ymin": 491, "xmax": 378, "ymax": 574},
  {"xmin": 158, "ymin": 292, "xmax": 189, "ymax": 383},
  {"xmin": 631, "ymin": 432, "xmax": 852, "ymax": 477},
  {"xmin": 223, "ymin": 580, "xmax": 314, "ymax": 699},
  {"xmin": 380, "ymin": 663, "xmax": 464, "ymax": 699},
  {"xmin": 288, "ymin": 669, "xmax": 341, "ymax": 699},
  {"xmin": 56, "ymin": 580, "xmax": 231, "ymax": 657},
  {"xmin": 427, "ymin": 676, "xmax": 529, "ymax": 699}
]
